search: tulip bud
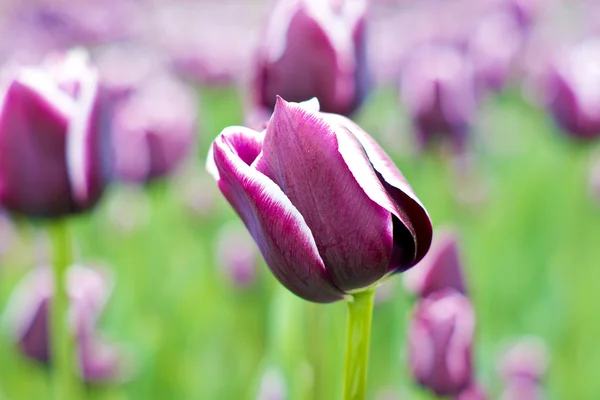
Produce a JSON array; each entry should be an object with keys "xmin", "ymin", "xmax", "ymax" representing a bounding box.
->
[
  {"xmin": 5, "ymin": 264, "xmax": 127, "ymax": 382},
  {"xmin": 111, "ymin": 74, "xmax": 198, "ymax": 183},
  {"xmin": 215, "ymin": 221, "xmax": 259, "ymax": 288},
  {"xmin": 498, "ymin": 337, "xmax": 548, "ymax": 383},
  {"xmin": 404, "ymin": 228, "xmax": 467, "ymax": 298},
  {"xmin": 253, "ymin": 0, "xmax": 370, "ymax": 117},
  {"xmin": 544, "ymin": 38, "xmax": 600, "ymax": 139},
  {"xmin": 0, "ymin": 50, "xmax": 110, "ymax": 218},
  {"xmin": 457, "ymin": 383, "xmax": 488, "ymax": 400},
  {"xmin": 208, "ymin": 97, "xmax": 432, "ymax": 303},
  {"xmin": 408, "ymin": 289, "xmax": 475, "ymax": 396},
  {"xmin": 499, "ymin": 377, "xmax": 544, "ymax": 400},
  {"xmin": 400, "ymin": 43, "xmax": 478, "ymax": 152}
]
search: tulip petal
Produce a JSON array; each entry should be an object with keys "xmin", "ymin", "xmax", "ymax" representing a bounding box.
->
[
  {"xmin": 331, "ymin": 114, "xmax": 433, "ymax": 269},
  {"xmin": 0, "ymin": 75, "xmax": 73, "ymax": 216},
  {"xmin": 256, "ymin": 98, "xmax": 392, "ymax": 292},
  {"xmin": 66, "ymin": 66, "xmax": 111, "ymax": 211},
  {"xmin": 211, "ymin": 126, "xmax": 343, "ymax": 302}
]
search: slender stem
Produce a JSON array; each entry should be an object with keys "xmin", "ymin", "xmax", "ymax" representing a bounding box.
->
[
  {"xmin": 49, "ymin": 219, "xmax": 81, "ymax": 400},
  {"xmin": 342, "ymin": 288, "xmax": 376, "ymax": 400}
]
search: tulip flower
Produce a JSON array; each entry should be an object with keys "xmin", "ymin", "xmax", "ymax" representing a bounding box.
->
[
  {"xmin": 207, "ymin": 96, "xmax": 432, "ymax": 303},
  {"xmin": 215, "ymin": 221, "xmax": 259, "ymax": 288},
  {"xmin": 544, "ymin": 38, "xmax": 600, "ymax": 139},
  {"xmin": 498, "ymin": 337, "xmax": 548, "ymax": 383},
  {"xmin": 110, "ymin": 74, "xmax": 198, "ymax": 183},
  {"xmin": 252, "ymin": 0, "xmax": 370, "ymax": 117},
  {"xmin": 399, "ymin": 43, "xmax": 478, "ymax": 151},
  {"xmin": 0, "ymin": 50, "xmax": 110, "ymax": 218},
  {"xmin": 5, "ymin": 265, "xmax": 127, "ymax": 382},
  {"xmin": 408, "ymin": 289, "xmax": 475, "ymax": 396},
  {"xmin": 404, "ymin": 228, "xmax": 467, "ymax": 298}
]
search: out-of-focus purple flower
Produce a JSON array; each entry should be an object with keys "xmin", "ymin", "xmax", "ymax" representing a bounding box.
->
[
  {"xmin": 399, "ymin": 43, "xmax": 478, "ymax": 152},
  {"xmin": 0, "ymin": 50, "xmax": 111, "ymax": 218},
  {"xmin": 252, "ymin": 0, "xmax": 369, "ymax": 117},
  {"xmin": 457, "ymin": 383, "xmax": 489, "ymax": 400},
  {"xmin": 256, "ymin": 367, "xmax": 287, "ymax": 400},
  {"xmin": 111, "ymin": 74, "xmax": 198, "ymax": 183},
  {"xmin": 498, "ymin": 337, "xmax": 548, "ymax": 383},
  {"xmin": 149, "ymin": 1, "xmax": 262, "ymax": 86},
  {"xmin": 207, "ymin": 97, "xmax": 432, "ymax": 303},
  {"xmin": 408, "ymin": 289, "xmax": 475, "ymax": 397},
  {"xmin": 499, "ymin": 376, "xmax": 544, "ymax": 400},
  {"xmin": 216, "ymin": 222, "xmax": 259, "ymax": 288},
  {"xmin": 4, "ymin": 0, "xmax": 140, "ymax": 50},
  {"xmin": 468, "ymin": 7, "xmax": 525, "ymax": 92},
  {"xmin": 5, "ymin": 264, "xmax": 127, "ymax": 382},
  {"xmin": 404, "ymin": 228, "xmax": 467, "ymax": 298},
  {"xmin": 544, "ymin": 38, "xmax": 600, "ymax": 139}
]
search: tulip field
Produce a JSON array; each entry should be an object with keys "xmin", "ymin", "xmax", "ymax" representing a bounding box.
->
[{"xmin": 1, "ymin": 0, "xmax": 600, "ymax": 399}]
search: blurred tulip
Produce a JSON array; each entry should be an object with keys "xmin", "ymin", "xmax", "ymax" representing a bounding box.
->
[
  {"xmin": 498, "ymin": 337, "xmax": 548, "ymax": 383},
  {"xmin": 207, "ymin": 97, "xmax": 432, "ymax": 303},
  {"xmin": 499, "ymin": 376, "xmax": 544, "ymax": 400},
  {"xmin": 256, "ymin": 367, "xmax": 287, "ymax": 400},
  {"xmin": 399, "ymin": 43, "xmax": 478, "ymax": 152},
  {"xmin": 5, "ymin": 0, "xmax": 139, "ymax": 50},
  {"xmin": 111, "ymin": 74, "xmax": 198, "ymax": 183},
  {"xmin": 457, "ymin": 383, "xmax": 488, "ymax": 400},
  {"xmin": 5, "ymin": 265, "xmax": 127, "ymax": 382},
  {"xmin": 544, "ymin": 38, "xmax": 600, "ymax": 139},
  {"xmin": 408, "ymin": 289, "xmax": 475, "ymax": 396},
  {"xmin": 468, "ymin": 8, "xmax": 524, "ymax": 92},
  {"xmin": 252, "ymin": 0, "xmax": 369, "ymax": 117},
  {"xmin": 404, "ymin": 228, "xmax": 467, "ymax": 298},
  {"xmin": 216, "ymin": 222, "xmax": 259, "ymax": 288},
  {"xmin": 0, "ymin": 50, "xmax": 111, "ymax": 218}
]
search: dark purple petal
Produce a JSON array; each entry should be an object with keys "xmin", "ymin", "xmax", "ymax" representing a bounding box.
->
[
  {"xmin": 404, "ymin": 228, "xmax": 467, "ymax": 297},
  {"xmin": 329, "ymin": 114, "xmax": 433, "ymax": 270},
  {"xmin": 256, "ymin": 98, "xmax": 392, "ymax": 292},
  {"xmin": 211, "ymin": 126, "xmax": 343, "ymax": 302},
  {"xmin": 255, "ymin": 0, "xmax": 361, "ymax": 115},
  {"xmin": 0, "ymin": 71, "xmax": 73, "ymax": 217}
]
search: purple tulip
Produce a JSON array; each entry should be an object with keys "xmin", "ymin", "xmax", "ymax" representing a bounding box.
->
[
  {"xmin": 5, "ymin": 265, "xmax": 126, "ymax": 382},
  {"xmin": 457, "ymin": 383, "xmax": 489, "ymax": 400},
  {"xmin": 252, "ymin": 0, "xmax": 370, "ymax": 117},
  {"xmin": 400, "ymin": 43, "xmax": 478, "ymax": 151},
  {"xmin": 207, "ymin": 97, "xmax": 432, "ymax": 303},
  {"xmin": 468, "ymin": 7, "xmax": 524, "ymax": 92},
  {"xmin": 216, "ymin": 222, "xmax": 259, "ymax": 288},
  {"xmin": 111, "ymin": 74, "xmax": 198, "ymax": 183},
  {"xmin": 408, "ymin": 289, "xmax": 475, "ymax": 396},
  {"xmin": 498, "ymin": 337, "xmax": 548, "ymax": 383},
  {"xmin": 404, "ymin": 228, "xmax": 467, "ymax": 298},
  {"xmin": 0, "ymin": 50, "xmax": 110, "ymax": 218},
  {"xmin": 544, "ymin": 38, "xmax": 600, "ymax": 139},
  {"xmin": 256, "ymin": 368, "xmax": 287, "ymax": 400},
  {"xmin": 499, "ymin": 377, "xmax": 544, "ymax": 400}
]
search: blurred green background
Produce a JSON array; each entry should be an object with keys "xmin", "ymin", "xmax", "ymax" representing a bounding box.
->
[{"xmin": 0, "ymin": 85, "xmax": 597, "ymax": 400}]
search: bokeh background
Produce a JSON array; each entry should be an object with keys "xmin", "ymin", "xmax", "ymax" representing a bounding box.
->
[{"xmin": 0, "ymin": 0, "xmax": 599, "ymax": 398}]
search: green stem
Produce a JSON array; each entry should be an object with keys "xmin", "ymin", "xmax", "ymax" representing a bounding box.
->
[
  {"xmin": 342, "ymin": 288, "xmax": 376, "ymax": 400},
  {"xmin": 49, "ymin": 219, "xmax": 82, "ymax": 400}
]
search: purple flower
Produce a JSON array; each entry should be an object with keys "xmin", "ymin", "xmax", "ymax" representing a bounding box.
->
[
  {"xmin": 252, "ymin": 0, "xmax": 369, "ymax": 117},
  {"xmin": 399, "ymin": 43, "xmax": 478, "ymax": 151},
  {"xmin": 215, "ymin": 222, "xmax": 259, "ymax": 288},
  {"xmin": 111, "ymin": 74, "xmax": 198, "ymax": 183},
  {"xmin": 5, "ymin": 265, "xmax": 127, "ymax": 382},
  {"xmin": 498, "ymin": 337, "xmax": 548, "ymax": 383},
  {"xmin": 544, "ymin": 38, "xmax": 600, "ymax": 139},
  {"xmin": 457, "ymin": 383, "xmax": 488, "ymax": 400},
  {"xmin": 404, "ymin": 228, "xmax": 467, "ymax": 298},
  {"xmin": 207, "ymin": 97, "xmax": 432, "ymax": 303},
  {"xmin": 0, "ymin": 50, "xmax": 110, "ymax": 218},
  {"xmin": 408, "ymin": 289, "xmax": 475, "ymax": 396},
  {"xmin": 499, "ymin": 377, "xmax": 544, "ymax": 400}
]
